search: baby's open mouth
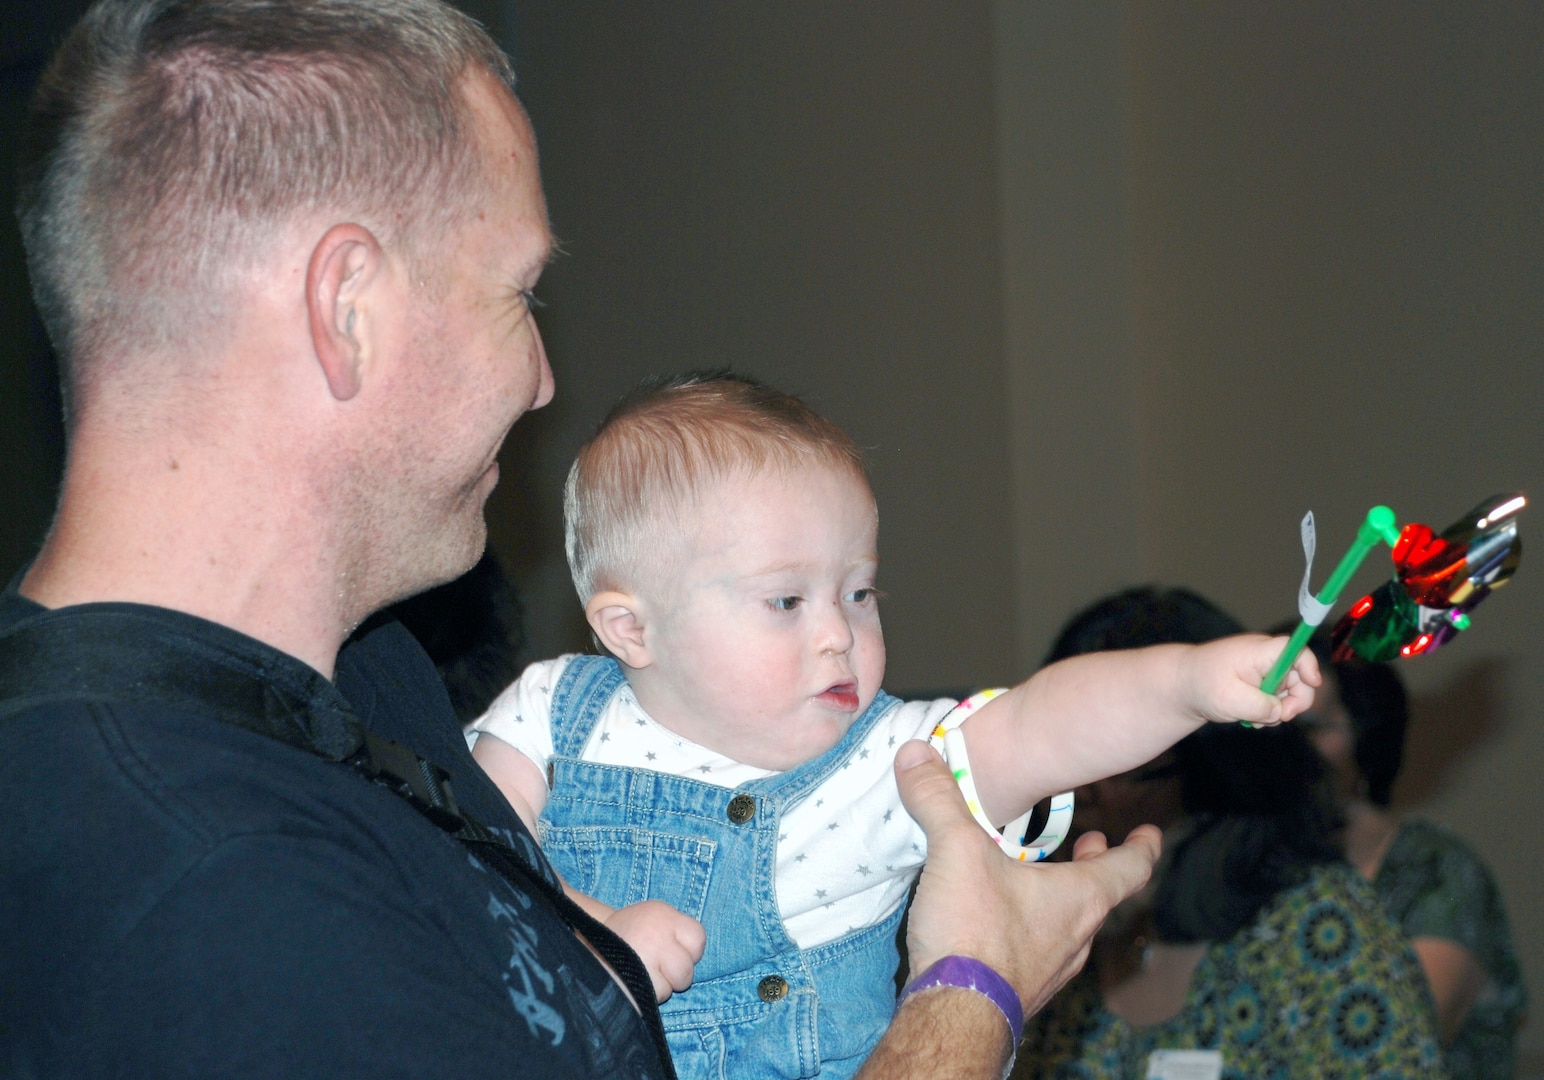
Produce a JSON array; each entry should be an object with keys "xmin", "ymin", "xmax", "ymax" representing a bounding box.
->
[{"xmin": 817, "ymin": 681, "xmax": 860, "ymax": 711}]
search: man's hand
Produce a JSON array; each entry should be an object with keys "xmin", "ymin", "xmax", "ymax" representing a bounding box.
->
[
  {"xmin": 1178, "ymin": 633, "xmax": 1320, "ymax": 727},
  {"xmin": 605, "ymin": 900, "xmax": 706, "ymax": 1003},
  {"xmin": 894, "ymin": 739, "xmax": 1160, "ymax": 1017}
]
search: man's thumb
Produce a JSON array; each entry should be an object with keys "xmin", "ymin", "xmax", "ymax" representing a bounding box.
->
[{"xmin": 893, "ymin": 740, "xmax": 969, "ymax": 834}]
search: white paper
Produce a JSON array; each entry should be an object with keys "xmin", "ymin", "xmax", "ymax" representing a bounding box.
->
[{"xmin": 1145, "ymin": 1048, "xmax": 1223, "ymax": 1080}]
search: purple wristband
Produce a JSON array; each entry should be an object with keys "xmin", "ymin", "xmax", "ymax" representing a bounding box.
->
[{"xmin": 898, "ymin": 955, "xmax": 1024, "ymax": 1044}]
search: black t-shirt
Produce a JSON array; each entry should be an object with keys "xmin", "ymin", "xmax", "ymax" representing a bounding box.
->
[{"xmin": 0, "ymin": 590, "xmax": 667, "ymax": 1078}]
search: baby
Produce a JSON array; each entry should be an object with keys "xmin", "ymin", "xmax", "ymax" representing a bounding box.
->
[{"xmin": 469, "ymin": 371, "xmax": 1317, "ymax": 1080}]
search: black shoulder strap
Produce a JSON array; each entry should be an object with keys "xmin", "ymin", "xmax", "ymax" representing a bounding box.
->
[{"xmin": 0, "ymin": 611, "xmax": 676, "ymax": 1079}]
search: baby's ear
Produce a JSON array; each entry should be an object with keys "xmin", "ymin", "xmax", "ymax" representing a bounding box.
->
[{"xmin": 586, "ymin": 591, "xmax": 652, "ymax": 669}]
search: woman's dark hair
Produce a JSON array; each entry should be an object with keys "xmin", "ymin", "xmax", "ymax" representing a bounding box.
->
[
  {"xmin": 1050, "ymin": 586, "xmax": 1341, "ymax": 943},
  {"xmin": 1303, "ymin": 631, "xmax": 1410, "ymax": 807},
  {"xmin": 1044, "ymin": 586, "xmax": 1246, "ymax": 665},
  {"xmin": 1155, "ymin": 723, "xmax": 1341, "ymax": 942}
]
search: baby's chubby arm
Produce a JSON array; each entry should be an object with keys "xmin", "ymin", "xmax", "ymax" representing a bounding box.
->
[
  {"xmin": 572, "ymin": 894, "xmax": 707, "ymax": 1002},
  {"xmin": 470, "ymin": 733, "xmax": 706, "ymax": 1002},
  {"xmin": 959, "ymin": 635, "xmax": 1319, "ymax": 828},
  {"xmin": 471, "ymin": 730, "xmax": 550, "ymax": 835}
]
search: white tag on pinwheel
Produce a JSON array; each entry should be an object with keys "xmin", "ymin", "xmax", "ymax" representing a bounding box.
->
[{"xmin": 1298, "ymin": 511, "xmax": 1333, "ymax": 627}]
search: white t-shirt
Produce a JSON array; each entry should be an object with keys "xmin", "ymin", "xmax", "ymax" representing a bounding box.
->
[{"xmin": 468, "ymin": 656, "xmax": 959, "ymax": 949}]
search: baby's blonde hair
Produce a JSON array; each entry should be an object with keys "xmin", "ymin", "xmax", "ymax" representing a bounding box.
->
[{"xmin": 564, "ymin": 371, "xmax": 868, "ymax": 602}]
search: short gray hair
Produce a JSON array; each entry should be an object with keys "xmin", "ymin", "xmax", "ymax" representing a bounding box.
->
[{"xmin": 16, "ymin": 0, "xmax": 513, "ymax": 411}]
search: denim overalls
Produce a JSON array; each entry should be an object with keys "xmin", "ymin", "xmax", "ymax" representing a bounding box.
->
[{"xmin": 539, "ymin": 655, "xmax": 908, "ymax": 1080}]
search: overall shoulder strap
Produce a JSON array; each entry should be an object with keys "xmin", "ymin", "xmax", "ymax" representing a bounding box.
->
[
  {"xmin": 743, "ymin": 688, "xmax": 903, "ymax": 802},
  {"xmin": 0, "ymin": 610, "xmax": 676, "ymax": 1078},
  {"xmin": 548, "ymin": 653, "xmax": 628, "ymax": 757}
]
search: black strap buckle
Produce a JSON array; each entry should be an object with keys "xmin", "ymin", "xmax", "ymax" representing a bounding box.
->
[{"xmin": 351, "ymin": 728, "xmax": 465, "ymax": 832}]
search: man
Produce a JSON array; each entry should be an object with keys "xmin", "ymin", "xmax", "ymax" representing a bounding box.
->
[{"xmin": 0, "ymin": 2, "xmax": 1158, "ymax": 1076}]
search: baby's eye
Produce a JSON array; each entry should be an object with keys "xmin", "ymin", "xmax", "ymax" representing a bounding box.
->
[
  {"xmin": 847, "ymin": 588, "xmax": 874, "ymax": 604},
  {"xmin": 518, "ymin": 288, "xmax": 546, "ymax": 312},
  {"xmin": 769, "ymin": 596, "xmax": 803, "ymax": 612}
]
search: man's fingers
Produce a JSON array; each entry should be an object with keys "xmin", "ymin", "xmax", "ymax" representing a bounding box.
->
[
  {"xmin": 893, "ymin": 740, "xmax": 981, "ymax": 843},
  {"xmin": 1069, "ymin": 829, "xmax": 1110, "ymax": 859},
  {"xmin": 1073, "ymin": 824, "xmax": 1160, "ymax": 907}
]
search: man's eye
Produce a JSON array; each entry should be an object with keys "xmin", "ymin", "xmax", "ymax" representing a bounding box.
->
[
  {"xmin": 519, "ymin": 288, "xmax": 546, "ymax": 312},
  {"xmin": 770, "ymin": 596, "xmax": 802, "ymax": 612}
]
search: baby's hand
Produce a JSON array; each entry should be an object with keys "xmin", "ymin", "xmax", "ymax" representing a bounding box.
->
[
  {"xmin": 606, "ymin": 900, "xmax": 706, "ymax": 1002},
  {"xmin": 1177, "ymin": 633, "xmax": 1320, "ymax": 727}
]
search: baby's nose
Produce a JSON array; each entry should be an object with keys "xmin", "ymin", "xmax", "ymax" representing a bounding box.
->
[{"xmin": 816, "ymin": 603, "xmax": 856, "ymax": 654}]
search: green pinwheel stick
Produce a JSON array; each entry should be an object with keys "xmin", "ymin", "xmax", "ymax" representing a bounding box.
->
[{"xmin": 1260, "ymin": 505, "xmax": 1402, "ymax": 698}]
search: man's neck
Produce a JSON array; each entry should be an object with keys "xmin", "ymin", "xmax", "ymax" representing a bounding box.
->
[{"xmin": 23, "ymin": 433, "xmax": 357, "ymax": 679}]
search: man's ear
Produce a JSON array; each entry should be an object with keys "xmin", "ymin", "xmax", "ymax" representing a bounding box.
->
[
  {"xmin": 586, "ymin": 590, "xmax": 653, "ymax": 670},
  {"xmin": 306, "ymin": 223, "xmax": 386, "ymax": 402}
]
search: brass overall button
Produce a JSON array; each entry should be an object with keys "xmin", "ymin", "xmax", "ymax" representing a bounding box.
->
[
  {"xmin": 757, "ymin": 975, "xmax": 788, "ymax": 1003},
  {"xmin": 726, "ymin": 793, "xmax": 756, "ymax": 824}
]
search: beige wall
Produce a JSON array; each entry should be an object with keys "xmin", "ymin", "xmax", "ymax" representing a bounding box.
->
[
  {"xmin": 495, "ymin": 2, "xmax": 1018, "ymax": 692},
  {"xmin": 994, "ymin": 2, "xmax": 1544, "ymax": 1063}
]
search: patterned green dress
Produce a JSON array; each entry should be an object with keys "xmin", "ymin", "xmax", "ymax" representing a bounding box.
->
[
  {"xmin": 1374, "ymin": 820, "xmax": 1527, "ymax": 1080},
  {"xmin": 1016, "ymin": 864, "xmax": 1446, "ymax": 1078}
]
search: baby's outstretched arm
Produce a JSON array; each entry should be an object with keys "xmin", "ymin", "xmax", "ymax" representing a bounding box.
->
[
  {"xmin": 471, "ymin": 732, "xmax": 706, "ymax": 1001},
  {"xmin": 959, "ymin": 634, "xmax": 1319, "ymax": 828}
]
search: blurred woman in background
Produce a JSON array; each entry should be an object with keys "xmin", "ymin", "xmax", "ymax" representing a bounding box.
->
[
  {"xmin": 1300, "ymin": 633, "xmax": 1527, "ymax": 1080},
  {"xmin": 1014, "ymin": 588, "xmax": 1444, "ymax": 1079}
]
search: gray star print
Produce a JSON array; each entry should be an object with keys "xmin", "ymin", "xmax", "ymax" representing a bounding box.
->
[
  {"xmin": 815, "ymin": 889, "xmax": 827, "ymax": 899},
  {"xmin": 699, "ymin": 765, "xmax": 713, "ymax": 774},
  {"xmin": 827, "ymin": 822, "xmax": 840, "ymax": 831},
  {"xmin": 795, "ymin": 853, "xmax": 807, "ymax": 862},
  {"xmin": 599, "ymin": 732, "xmax": 611, "ymax": 743},
  {"xmin": 856, "ymin": 865, "xmax": 872, "ymax": 877},
  {"xmin": 858, "ymin": 748, "xmax": 870, "ymax": 760},
  {"xmin": 883, "ymin": 809, "xmax": 893, "ymax": 823},
  {"xmin": 646, "ymin": 752, "xmax": 657, "ymax": 761}
]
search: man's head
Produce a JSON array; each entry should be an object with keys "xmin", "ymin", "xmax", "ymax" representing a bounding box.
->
[
  {"xmin": 337, "ymin": 64, "xmax": 552, "ymax": 605},
  {"xmin": 566, "ymin": 372, "xmax": 883, "ymax": 769},
  {"xmin": 18, "ymin": 0, "xmax": 554, "ymax": 638},
  {"xmin": 17, "ymin": 0, "xmax": 512, "ymax": 415}
]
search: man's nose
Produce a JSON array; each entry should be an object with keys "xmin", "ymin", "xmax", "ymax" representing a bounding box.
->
[{"xmin": 531, "ymin": 326, "xmax": 555, "ymax": 410}]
